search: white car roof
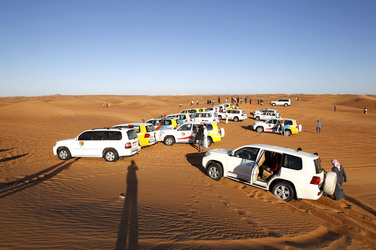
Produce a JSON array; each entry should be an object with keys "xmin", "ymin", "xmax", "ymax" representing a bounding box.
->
[
  {"xmin": 113, "ymin": 123, "xmax": 153, "ymax": 127},
  {"xmin": 244, "ymin": 144, "xmax": 317, "ymax": 159}
]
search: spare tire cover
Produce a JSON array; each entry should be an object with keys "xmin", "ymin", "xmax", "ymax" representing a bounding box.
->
[
  {"xmin": 220, "ymin": 128, "xmax": 225, "ymax": 138},
  {"xmin": 323, "ymin": 171, "xmax": 337, "ymax": 195}
]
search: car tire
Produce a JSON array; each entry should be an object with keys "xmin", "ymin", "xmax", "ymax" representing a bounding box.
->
[
  {"xmin": 207, "ymin": 162, "xmax": 223, "ymax": 181},
  {"xmin": 57, "ymin": 147, "xmax": 71, "ymax": 160},
  {"xmin": 323, "ymin": 171, "xmax": 337, "ymax": 195},
  {"xmin": 207, "ymin": 137, "xmax": 213, "ymax": 147},
  {"xmin": 164, "ymin": 136, "xmax": 175, "ymax": 146},
  {"xmin": 234, "ymin": 117, "xmax": 239, "ymax": 122},
  {"xmin": 272, "ymin": 103, "xmax": 276, "ymax": 106},
  {"xmin": 255, "ymin": 116, "xmax": 260, "ymax": 120},
  {"xmin": 284, "ymin": 103, "xmax": 288, "ymax": 107},
  {"xmin": 271, "ymin": 181, "xmax": 295, "ymax": 202},
  {"xmin": 104, "ymin": 149, "xmax": 119, "ymax": 162},
  {"xmin": 284, "ymin": 129, "xmax": 292, "ymax": 136},
  {"xmin": 218, "ymin": 115, "xmax": 222, "ymax": 120},
  {"xmin": 256, "ymin": 126, "xmax": 264, "ymax": 133}
]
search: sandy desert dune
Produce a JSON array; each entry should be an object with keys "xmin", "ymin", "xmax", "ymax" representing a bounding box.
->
[{"xmin": 0, "ymin": 94, "xmax": 375, "ymax": 249}]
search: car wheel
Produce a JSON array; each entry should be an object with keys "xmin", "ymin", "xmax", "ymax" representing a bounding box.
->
[
  {"xmin": 323, "ymin": 171, "xmax": 337, "ymax": 195},
  {"xmin": 207, "ymin": 162, "xmax": 223, "ymax": 181},
  {"xmin": 218, "ymin": 115, "xmax": 222, "ymax": 120},
  {"xmin": 284, "ymin": 103, "xmax": 288, "ymax": 107},
  {"xmin": 284, "ymin": 129, "xmax": 292, "ymax": 136},
  {"xmin": 207, "ymin": 137, "xmax": 213, "ymax": 147},
  {"xmin": 164, "ymin": 136, "xmax": 175, "ymax": 146},
  {"xmin": 255, "ymin": 116, "xmax": 260, "ymax": 120},
  {"xmin": 57, "ymin": 147, "xmax": 71, "ymax": 160},
  {"xmin": 272, "ymin": 181, "xmax": 295, "ymax": 202},
  {"xmin": 104, "ymin": 149, "xmax": 119, "ymax": 162},
  {"xmin": 256, "ymin": 126, "xmax": 264, "ymax": 133},
  {"xmin": 272, "ymin": 103, "xmax": 276, "ymax": 106},
  {"xmin": 234, "ymin": 117, "xmax": 239, "ymax": 122}
]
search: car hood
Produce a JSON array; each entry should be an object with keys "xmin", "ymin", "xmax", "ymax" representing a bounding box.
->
[{"xmin": 253, "ymin": 121, "xmax": 265, "ymax": 125}]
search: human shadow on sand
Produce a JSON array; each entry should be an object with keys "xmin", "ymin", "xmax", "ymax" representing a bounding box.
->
[
  {"xmin": 0, "ymin": 148, "xmax": 15, "ymax": 153},
  {"xmin": 116, "ymin": 160, "xmax": 139, "ymax": 250},
  {"xmin": 0, "ymin": 158, "xmax": 79, "ymax": 199},
  {"xmin": 185, "ymin": 152, "xmax": 206, "ymax": 174},
  {"xmin": 0, "ymin": 153, "xmax": 28, "ymax": 163}
]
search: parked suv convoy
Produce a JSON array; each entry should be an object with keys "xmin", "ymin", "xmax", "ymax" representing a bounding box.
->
[
  {"xmin": 53, "ymin": 128, "xmax": 141, "ymax": 162},
  {"xmin": 253, "ymin": 118, "xmax": 302, "ymax": 136},
  {"xmin": 112, "ymin": 123, "xmax": 157, "ymax": 147},
  {"xmin": 270, "ymin": 99, "xmax": 291, "ymax": 106},
  {"xmin": 202, "ymin": 144, "xmax": 336, "ymax": 202},
  {"xmin": 161, "ymin": 121, "xmax": 225, "ymax": 146},
  {"xmin": 218, "ymin": 109, "xmax": 247, "ymax": 122}
]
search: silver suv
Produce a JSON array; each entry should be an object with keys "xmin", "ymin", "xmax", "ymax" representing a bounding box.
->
[
  {"xmin": 53, "ymin": 128, "xmax": 141, "ymax": 162},
  {"xmin": 270, "ymin": 99, "xmax": 291, "ymax": 106}
]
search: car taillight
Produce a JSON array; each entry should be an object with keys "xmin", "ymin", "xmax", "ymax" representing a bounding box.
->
[
  {"xmin": 310, "ymin": 176, "xmax": 320, "ymax": 185},
  {"xmin": 125, "ymin": 142, "xmax": 132, "ymax": 149},
  {"xmin": 145, "ymin": 133, "xmax": 150, "ymax": 138}
]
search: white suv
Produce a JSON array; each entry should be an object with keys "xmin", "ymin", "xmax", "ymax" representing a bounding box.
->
[
  {"xmin": 253, "ymin": 111, "xmax": 280, "ymax": 121},
  {"xmin": 202, "ymin": 144, "xmax": 336, "ymax": 202},
  {"xmin": 270, "ymin": 99, "xmax": 291, "ymax": 106},
  {"xmin": 53, "ymin": 128, "xmax": 141, "ymax": 162},
  {"xmin": 218, "ymin": 109, "xmax": 247, "ymax": 122},
  {"xmin": 191, "ymin": 112, "xmax": 219, "ymax": 123}
]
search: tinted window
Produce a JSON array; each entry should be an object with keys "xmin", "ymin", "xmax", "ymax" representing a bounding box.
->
[
  {"xmin": 205, "ymin": 124, "xmax": 213, "ymax": 130},
  {"xmin": 282, "ymin": 154, "xmax": 302, "ymax": 170},
  {"xmin": 132, "ymin": 126, "xmax": 141, "ymax": 133},
  {"xmin": 108, "ymin": 131, "xmax": 122, "ymax": 140},
  {"xmin": 127, "ymin": 130, "xmax": 138, "ymax": 140},
  {"xmin": 234, "ymin": 147, "xmax": 259, "ymax": 161},
  {"xmin": 178, "ymin": 124, "xmax": 192, "ymax": 131},
  {"xmin": 78, "ymin": 131, "xmax": 105, "ymax": 140},
  {"xmin": 146, "ymin": 125, "xmax": 155, "ymax": 132},
  {"xmin": 285, "ymin": 120, "xmax": 293, "ymax": 126},
  {"xmin": 165, "ymin": 120, "xmax": 172, "ymax": 125},
  {"xmin": 314, "ymin": 158, "xmax": 322, "ymax": 174}
]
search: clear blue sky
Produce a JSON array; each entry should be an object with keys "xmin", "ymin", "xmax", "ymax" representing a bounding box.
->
[{"xmin": 1, "ymin": 0, "xmax": 375, "ymax": 96}]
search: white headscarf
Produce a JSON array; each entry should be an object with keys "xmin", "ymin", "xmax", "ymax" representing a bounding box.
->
[{"xmin": 331, "ymin": 159, "xmax": 341, "ymax": 170}]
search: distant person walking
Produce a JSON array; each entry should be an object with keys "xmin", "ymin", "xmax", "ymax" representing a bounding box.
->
[
  {"xmin": 334, "ymin": 104, "xmax": 336, "ymax": 112},
  {"xmin": 316, "ymin": 120, "xmax": 323, "ymax": 134},
  {"xmin": 364, "ymin": 107, "xmax": 367, "ymax": 115},
  {"xmin": 331, "ymin": 159, "xmax": 347, "ymax": 200}
]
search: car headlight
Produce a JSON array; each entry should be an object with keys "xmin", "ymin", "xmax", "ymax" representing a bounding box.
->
[{"xmin": 205, "ymin": 151, "xmax": 211, "ymax": 156}]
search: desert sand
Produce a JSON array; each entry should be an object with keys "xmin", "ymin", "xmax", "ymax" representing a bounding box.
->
[{"xmin": 0, "ymin": 94, "xmax": 375, "ymax": 249}]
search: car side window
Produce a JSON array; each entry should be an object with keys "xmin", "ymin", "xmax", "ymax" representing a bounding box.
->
[
  {"xmin": 108, "ymin": 131, "xmax": 122, "ymax": 140},
  {"xmin": 282, "ymin": 154, "xmax": 302, "ymax": 170},
  {"xmin": 234, "ymin": 147, "xmax": 260, "ymax": 161},
  {"xmin": 78, "ymin": 131, "xmax": 104, "ymax": 140},
  {"xmin": 178, "ymin": 124, "xmax": 192, "ymax": 131}
]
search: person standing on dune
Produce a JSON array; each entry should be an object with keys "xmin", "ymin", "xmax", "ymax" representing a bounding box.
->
[
  {"xmin": 331, "ymin": 159, "xmax": 347, "ymax": 200},
  {"xmin": 316, "ymin": 120, "xmax": 323, "ymax": 134}
]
